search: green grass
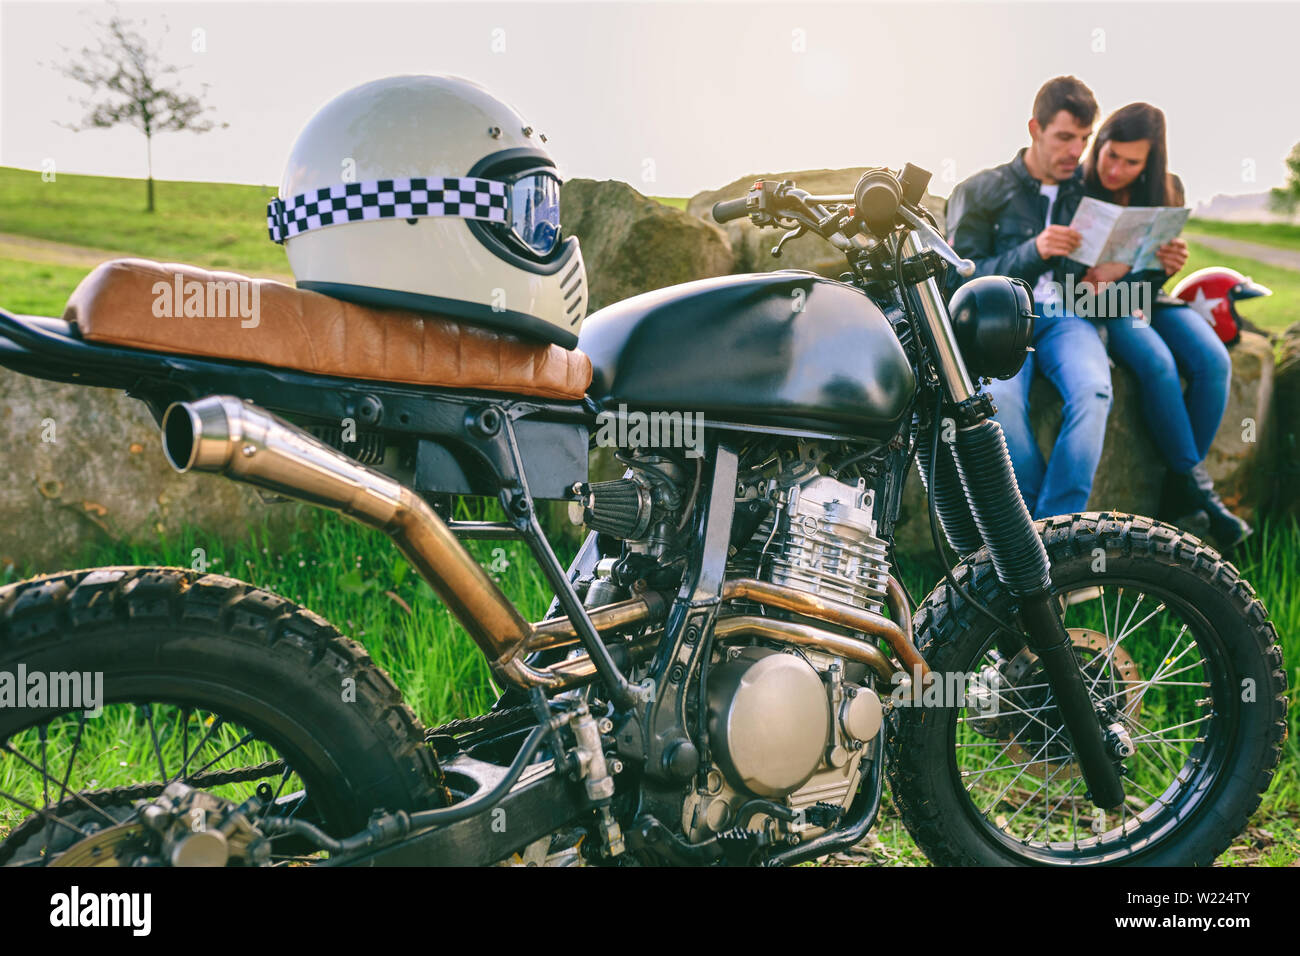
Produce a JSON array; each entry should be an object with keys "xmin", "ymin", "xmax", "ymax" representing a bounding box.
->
[
  {"xmin": 0, "ymin": 166, "xmax": 288, "ymax": 275},
  {"xmin": 1181, "ymin": 240, "xmax": 1298, "ymax": 334},
  {"xmin": 0, "ymin": 257, "xmax": 87, "ymax": 316},
  {"xmin": 649, "ymin": 196, "xmax": 689, "ymax": 210},
  {"xmin": 1187, "ymin": 218, "xmax": 1300, "ymax": 253},
  {"xmin": 5, "ymin": 499, "xmax": 564, "ymax": 732}
]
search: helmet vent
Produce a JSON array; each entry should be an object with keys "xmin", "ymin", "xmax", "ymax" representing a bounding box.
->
[
  {"xmin": 563, "ymin": 271, "xmax": 586, "ymax": 322},
  {"xmin": 560, "ymin": 258, "xmax": 582, "ymax": 292}
]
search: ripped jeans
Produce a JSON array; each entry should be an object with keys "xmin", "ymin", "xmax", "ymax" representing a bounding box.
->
[{"xmin": 983, "ymin": 306, "xmax": 1113, "ymax": 519}]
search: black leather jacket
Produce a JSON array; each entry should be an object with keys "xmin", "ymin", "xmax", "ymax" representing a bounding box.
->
[{"xmin": 944, "ymin": 147, "xmax": 1089, "ymax": 297}]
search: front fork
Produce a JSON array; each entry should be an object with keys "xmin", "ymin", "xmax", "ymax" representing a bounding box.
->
[{"xmin": 901, "ymin": 232, "xmax": 1126, "ymax": 811}]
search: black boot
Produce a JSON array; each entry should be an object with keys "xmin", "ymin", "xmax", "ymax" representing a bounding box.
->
[
  {"xmin": 1179, "ymin": 463, "xmax": 1252, "ymax": 550},
  {"xmin": 1157, "ymin": 468, "xmax": 1205, "ymax": 527}
]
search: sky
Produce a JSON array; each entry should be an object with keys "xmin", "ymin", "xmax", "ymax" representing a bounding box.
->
[{"xmin": 2, "ymin": 0, "xmax": 1297, "ymax": 205}]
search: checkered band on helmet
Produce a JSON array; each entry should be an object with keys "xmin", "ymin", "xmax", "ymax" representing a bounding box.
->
[{"xmin": 268, "ymin": 176, "xmax": 508, "ymax": 243}]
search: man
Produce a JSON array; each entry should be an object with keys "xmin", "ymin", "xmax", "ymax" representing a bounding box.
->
[{"xmin": 945, "ymin": 75, "xmax": 1109, "ymax": 519}]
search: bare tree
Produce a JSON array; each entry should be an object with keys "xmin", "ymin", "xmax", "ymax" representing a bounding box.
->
[{"xmin": 54, "ymin": 8, "xmax": 227, "ymax": 212}]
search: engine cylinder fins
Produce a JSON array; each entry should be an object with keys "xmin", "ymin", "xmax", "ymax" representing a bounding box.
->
[
  {"xmin": 706, "ymin": 647, "xmax": 831, "ymax": 799},
  {"xmin": 729, "ymin": 473, "xmax": 892, "ymax": 615}
]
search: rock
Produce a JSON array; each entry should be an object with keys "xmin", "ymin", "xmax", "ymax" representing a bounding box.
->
[
  {"xmin": 563, "ymin": 179, "xmax": 734, "ymax": 311},
  {"xmin": 0, "ymin": 374, "xmax": 298, "ymax": 575},
  {"xmin": 686, "ymin": 168, "xmax": 946, "ymax": 278},
  {"xmin": 1204, "ymin": 330, "xmax": 1276, "ymax": 518},
  {"xmin": 1271, "ymin": 321, "xmax": 1300, "ymax": 515}
]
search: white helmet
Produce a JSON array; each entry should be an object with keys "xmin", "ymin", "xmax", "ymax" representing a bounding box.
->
[{"xmin": 268, "ymin": 75, "xmax": 588, "ymax": 349}]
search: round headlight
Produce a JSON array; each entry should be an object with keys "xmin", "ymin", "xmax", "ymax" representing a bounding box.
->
[{"xmin": 948, "ymin": 276, "xmax": 1035, "ymax": 381}]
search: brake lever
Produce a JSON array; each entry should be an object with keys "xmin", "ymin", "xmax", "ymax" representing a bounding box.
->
[
  {"xmin": 898, "ymin": 205, "xmax": 975, "ymax": 277},
  {"xmin": 771, "ymin": 224, "xmax": 807, "ymax": 258}
]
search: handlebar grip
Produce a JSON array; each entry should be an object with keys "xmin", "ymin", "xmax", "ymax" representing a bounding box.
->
[
  {"xmin": 854, "ymin": 170, "xmax": 902, "ymax": 236},
  {"xmin": 712, "ymin": 197, "xmax": 751, "ymax": 224}
]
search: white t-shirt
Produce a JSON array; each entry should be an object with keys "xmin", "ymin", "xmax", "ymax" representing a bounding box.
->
[{"xmin": 1033, "ymin": 183, "xmax": 1060, "ymax": 307}]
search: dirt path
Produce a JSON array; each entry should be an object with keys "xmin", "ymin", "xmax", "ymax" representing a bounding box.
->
[
  {"xmin": 0, "ymin": 232, "xmax": 294, "ymax": 283},
  {"xmin": 1185, "ymin": 232, "xmax": 1300, "ymax": 272}
]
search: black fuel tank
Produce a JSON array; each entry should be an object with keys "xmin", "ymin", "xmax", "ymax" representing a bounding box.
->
[{"xmin": 579, "ymin": 272, "xmax": 916, "ymax": 437}]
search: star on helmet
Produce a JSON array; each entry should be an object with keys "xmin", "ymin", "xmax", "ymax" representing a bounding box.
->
[{"xmin": 1183, "ymin": 287, "xmax": 1225, "ymax": 327}]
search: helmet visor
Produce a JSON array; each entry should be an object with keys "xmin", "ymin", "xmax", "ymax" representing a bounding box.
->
[{"xmin": 507, "ymin": 171, "xmax": 562, "ymax": 256}]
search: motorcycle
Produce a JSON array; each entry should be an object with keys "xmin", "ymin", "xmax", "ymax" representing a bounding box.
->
[{"xmin": 0, "ymin": 164, "xmax": 1285, "ymax": 866}]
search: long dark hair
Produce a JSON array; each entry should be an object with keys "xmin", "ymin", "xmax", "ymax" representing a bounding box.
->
[{"xmin": 1084, "ymin": 102, "xmax": 1171, "ymax": 207}]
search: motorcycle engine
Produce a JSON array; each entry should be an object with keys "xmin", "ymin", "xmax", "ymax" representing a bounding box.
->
[
  {"xmin": 576, "ymin": 443, "xmax": 890, "ymax": 845},
  {"xmin": 680, "ymin": 461, "xmax": 889, "ymax": 842}
]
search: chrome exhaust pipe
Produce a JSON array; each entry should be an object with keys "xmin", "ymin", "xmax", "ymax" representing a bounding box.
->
[{"xmin": 161, "ymin": 395, "xmax": 662, "ymax": 689}]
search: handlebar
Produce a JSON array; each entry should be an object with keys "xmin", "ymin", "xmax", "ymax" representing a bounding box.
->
[
  {"xmin": 711, "ymin": 197, "xmax": 751, "ymax": 224},
  {"xmin": 708, "ymin": 166, "xmax": 976, "ymax": 278}
]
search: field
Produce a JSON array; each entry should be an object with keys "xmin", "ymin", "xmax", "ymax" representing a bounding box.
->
[
  {"xmin": 0, "ymin": 167, "xmax": 1295, "ymax": 865},
  {"xmin": 0, "ymin": 166, "xmax": 287, "ymax": 276},
  {"xmin": 1187, "ymin": 218, "xmax": 1300, "ymax": 254}
]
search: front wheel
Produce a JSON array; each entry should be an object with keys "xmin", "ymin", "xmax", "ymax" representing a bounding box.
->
[
  {"xmin": 885, "ymin": 513, "xmax": 1287, "ymax": 866},
  {"xmin": 0, "ymin": 567, "xmax": 443, "ymax": 866}
]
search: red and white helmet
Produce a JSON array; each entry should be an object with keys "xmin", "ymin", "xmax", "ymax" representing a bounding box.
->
[{"xmin": 1171, "ymin": 267, "xmax": 1271, "ymax": 346}]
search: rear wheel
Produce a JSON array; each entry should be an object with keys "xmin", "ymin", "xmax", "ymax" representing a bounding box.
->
[
  {"xmin": 0, "ymin": 567, "xmax": 443, "ymax": 866},
  {"xmin": 885, "ymin": 514, "xmax": 1287, "ymax": 866}
]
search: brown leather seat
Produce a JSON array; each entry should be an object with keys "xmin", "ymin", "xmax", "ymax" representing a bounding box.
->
[{"xmin": 64, "ymin": 258, "xmax": 592, "ymax": 401}]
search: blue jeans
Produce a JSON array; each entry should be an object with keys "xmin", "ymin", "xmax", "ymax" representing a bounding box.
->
[
  {"xmin": 1103, "ymin": 303, "xmax": 1231, "ymax": 474},
  {"xmin": 984, "ymin": 307, "xmax": 1113, "ymax": 519}
]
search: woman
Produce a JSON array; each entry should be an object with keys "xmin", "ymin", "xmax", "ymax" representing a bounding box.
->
[{"xmin": 1081, "ymin": 102, "xmax": 1250, "ymax": 548}]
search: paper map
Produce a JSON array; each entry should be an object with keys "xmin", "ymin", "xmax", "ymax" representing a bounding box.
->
[{"xmin": 1068, "ymin": 197, "xmax": 1190, "ymax": 271}]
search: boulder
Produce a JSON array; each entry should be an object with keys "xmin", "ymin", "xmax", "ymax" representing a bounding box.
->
[
  {"xmin": 0, "ymin": 374, "xmax": 298, "ymax": 575},
  {"xmin": 562, "ymin": 179, "xmax": 734, "ymax": 311},
  {"xmin": 1204, "ymin": 330, "xmax": 1276, "ymax": 517},
  {"xmin": 686, "ymin": 168, "xmax": 946, "ymax": 278}
]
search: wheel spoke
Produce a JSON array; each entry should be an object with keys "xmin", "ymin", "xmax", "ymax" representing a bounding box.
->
[
  {"xmin": 141, "ymin": 704, "xmax": 169, "ymax": 782},
  {"xmin": 188, "ymin": 731, "xmax": 257, "ymax": 778},
  {"xmin": 2, "ymin": 742, "xmax": 120, "ymax": 827},
  {"xmin": 173, "ymin": 714, "xmax": 226, "ymax": 782},
  {"xmin": 0, "ymin": 786, "xmax": 92, "ymax": 840},
  {"xmin": 979, "ymin": 726, "xmax": 1067, "ymax": 817}
]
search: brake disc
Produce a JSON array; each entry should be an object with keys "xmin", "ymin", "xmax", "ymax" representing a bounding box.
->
[
  {"xmin": 0, "ymin": 789, "xmax": 142, "ymax": 866},
  {"xmin": 48, "ymin": 822, "xmax": 150, "ymax": 867}
]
